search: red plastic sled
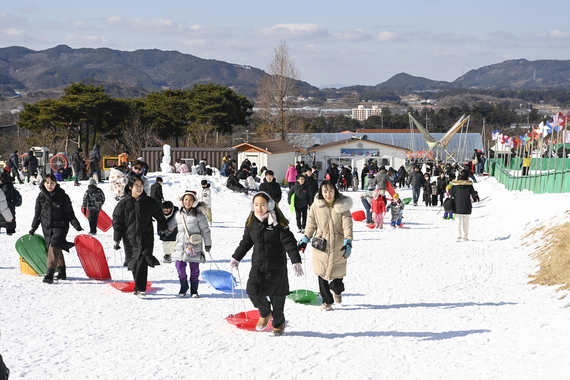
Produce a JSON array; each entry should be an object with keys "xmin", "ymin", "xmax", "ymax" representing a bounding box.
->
[
  {"xmin": 74, "ymin": 234, "xmax": 111, "ymax": 280},
  {"xmin": 110, "ymin": 281, "xmax": 153, "ymax": 293},
  {"xmin": 352, "ymin": 210, "xmax": 366, "ymax": 222},
  {"xmin": 386, "ymin": 181, "xmax": 395, "ymax": 197},
  {"xmin": 225, "ymin": 310, "xmax": 273, "ymax": 331},
  {"xmin": 366, "ymin": 224, "xmax": 376, "ymax": 229},
  {"xmin": 80, "ymin": 207, "xmax": 113, "ymax": 232}
]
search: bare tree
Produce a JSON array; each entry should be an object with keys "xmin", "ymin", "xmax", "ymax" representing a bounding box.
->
[
  {"xmin": 119, "ymin": 112, "xmax": 161, "ymax": 156},
  {"xmin": 257, "ymin": 41, "xmax": 301, "ymax": 142}
]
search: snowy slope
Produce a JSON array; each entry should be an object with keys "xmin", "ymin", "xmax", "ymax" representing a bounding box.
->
[{"xmin": 1, "ymin": 174, "xmax": 570, "ymax": 380}]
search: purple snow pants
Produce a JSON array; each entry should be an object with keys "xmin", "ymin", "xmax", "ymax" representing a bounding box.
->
[{"xmin": 175, "ymin": 261, "xmax": 200, "ymax": 282}]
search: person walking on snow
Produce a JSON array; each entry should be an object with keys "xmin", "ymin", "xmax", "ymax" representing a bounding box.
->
[
  {"xmin": 89, "ymin": 144, "xmax": 103, "ymax": 183},
  {"xmin": 450, "ymin": 170, "xmax": 476, "ymax": 242},
  {"xmin": 82, "ymin": 178, "xmax": 106, "ymax": 235},
  {"xmin": 370, "ymin": 189, "xmax": 386, "ymax": 229},
  {"xmin": 288, "ymin": 175, "xmax": 311, "ymax": 233},
  {"xmin": 112, "ymin": 176, "xmax": 168, "ymax": 297},
  {"xmin": 299, "ymin": 180, "xmax": 353, "ymax": 311},
  {"xmin": 231, "ymin": 191, "xmax": 303, "ymax": 336},
  {"xmin": 30, "ymin": 174, "xmax": 83, "ymax": 284},
  {"xmin": 386, "ymin": 193, "xmax": 405, "ymax": 228},
  {"xmin": 171, "ymin": 190, "xmax": 211, "ymax": 298},
  {"xmin": 197, "ymin": 179, "xmax": 212, "ymax": 224}
]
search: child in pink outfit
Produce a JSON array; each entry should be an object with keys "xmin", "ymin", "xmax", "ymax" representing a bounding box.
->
[{"xmin": 370, "ymin": 190, "xmax": 386, "ymax": 229}]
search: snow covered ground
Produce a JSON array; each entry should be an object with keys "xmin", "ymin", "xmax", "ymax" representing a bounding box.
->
[{"xmin": 1, "ymin": 173, "xmax": 570, "ymax": 379}]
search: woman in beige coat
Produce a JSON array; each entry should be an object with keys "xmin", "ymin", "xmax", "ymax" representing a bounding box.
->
[{"xmin": 300, "ymin": 180, "xmax": 353, "ymax": 311}]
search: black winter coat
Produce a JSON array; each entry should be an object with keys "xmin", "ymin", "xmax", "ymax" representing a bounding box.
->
[
  {"xmin": 31, "ymin": 185, "xmax": 81, "ymax": 251},
  {"xmin": 398, "ymin": 166, "xmax": 407, "ymax": 180},
  {"xmin": 150, "ymin": 182, "xmax": 163, "ymax": 203},
  {"xmin": 71, "ymin": 151, "xmax": 83, "ymax": 173},
  {"xmin": 288, "ymin": 182, "xmax": 310, "ymax": 208},
  {"xmin": 82, "ymin": 186, "xmax": 106, "ymax": 212},
  {"xmin": 422, "ymin": 179, "xmax": 432, "ymax": 195},
  {"xmin": 450, "ymin": 180, "xmax": 476, "ymax": 214},
  {"xmin": 436, "ymin": 177, "xmax": 449, "ymax": 194},
  {"xmin": 0, "ymin": 172, "xmax": 15, "ymax": 229},
  {"xmin": 89, "ymin": 146, "xmax": 101, "ymax": 163},
  {"xmin": 112, "ymin": 192, "xmax": 168, "ymax": 269},
  {"xmin": 303, "ymin": 173, "xmax": 318, "ymax": 196},
  {"xmin": 326, "ymin": 166, "xmax": 338, "ymax": 185},
  {"xmin": 233, "ymin": 216, "xmax": 301, "ymax": 296},
  {"xmin": 226, "ymin": 175, "xmax": 246, "ymax": 191},
  {"xmin": 258, "ymin": 178, "xmax": 282, "ymax": 203},
  {"xmin": 409, "ymin": 170, "xmax": 425, "ymax": 187},
  {"xmin": 23, "ymin": 151, "xmax": 38, "ymax": 174}
]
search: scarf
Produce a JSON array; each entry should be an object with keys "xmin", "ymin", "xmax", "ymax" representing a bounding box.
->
[
  {"xmin": 326, "ymin": 199, "xmax": 336, "ymax": 207},
  {"xmin": 255, "ymin": 210, "xmax": 278, "ymax": 226}
]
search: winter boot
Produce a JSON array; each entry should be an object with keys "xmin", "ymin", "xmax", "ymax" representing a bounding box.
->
[
  {"xmin": 56, "ymin": 266, "xmax": 67, "ymax": 280},
  {"xmin": 273, "ymin": 323, "xmax": 285, "ymax": 336},
  {"xmin": 178, "ymin": 278, "xmax": 189, "ymax": 297},
  {"xmin": 190, "ymin": 281, "xmax": 199, "ymax": 298},
  {"xmin": 256, "ymin": 312, "xmax": 272, "ymax": 331},
  {"xmin": 43, "ymin": 268, "xmax": 56, "ymax": 284}
]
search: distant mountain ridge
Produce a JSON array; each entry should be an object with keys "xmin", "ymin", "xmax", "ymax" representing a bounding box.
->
[{"xmin": 0, "ymin": 45, "xmax": 569, "ymax": 99}]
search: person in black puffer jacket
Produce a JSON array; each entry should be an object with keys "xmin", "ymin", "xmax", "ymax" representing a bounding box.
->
[
  {"xmin": 0, "ymin": 169, "xmax": 16, "ymax": 235},
  {"xmin": 159, "ymin": 201, "xmax": 179, "ymax": 263},
  {"xmin": 303, "ymin": 168, "xmax": 318, "ymax": 205},
  {"xmin": 29, "ymin": 174, "xmax": 83, "ymax": 283},
  {"xmin": 450, "ymin": 170, "xmax": 477, "ymax": 242},
  {"xmin": 88, "ymin": 144, "xmax": 102, "ymax": 183},
  {"xmin": 82, "ymin": 178, "xmax": 106, "ymax": 235},
  {"xmin": 226, "ymin": 171, "xmax": 248, "ymax": 193},
  {"xmin": 422, "ymin": 173, "xmax": 432, "ymax": 206},
  {"xmin": 112, "ymin": 176, "xmax": 168, "ymax": 296},
  {"xmin": 258, "ymin": 170, "xmax": 282, "ymax": 204},
  {"xmin": 231, "ymin": 192, "xmax": 302, "ymax": 336},
  {"xmin": 23, "ymin": 150, "xmax": 39, "ymax": 183},
  {"xmin": 70, "ymin": 148, "xmax": 84, "ymax": 186},
  {"xmin": 436, "ymin": 172, "xmax": 449, "ymax": 206},
  {"xmin": 397, "ymin": 165, "xmax": 408, "ymax": 188}
]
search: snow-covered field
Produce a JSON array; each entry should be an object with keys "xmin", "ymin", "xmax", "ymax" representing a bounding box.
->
[{"xmin": 1, "ymin": 173, "xmax": 570, "ymax": 379}]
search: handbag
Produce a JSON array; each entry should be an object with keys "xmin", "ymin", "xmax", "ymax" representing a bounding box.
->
[
  {"xmin": 182, "ymin": 214, "xmax": 200, "ymax": 256},
  {"xmin": 311, "ymin": 237, "xmax": 327, "ymax": 251}
]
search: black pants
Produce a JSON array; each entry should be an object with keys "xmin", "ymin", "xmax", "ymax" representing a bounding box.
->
[
  {"xmin": 319, "ymin": 276, "xmax": 345, "ymax": 305},
  {"xmin": 398, "ymin": 178, "xmax": 405, "ymax": 188},
  {"xmin": 249, "ymin": 294, "xmax": 286, "ymax": 328},
  {"xmin": 295, "ymin": 206, "xmax": 307, "ymax": 230},
  {"xmin": 423, "ymin": 193, "xmax": 432, "ymax": 206},
  {"xmin": 522, "ymin": 167, "xmax": 529, "ymax": 176},
  {"xmin": 132, "ymin": 256, "xmax": 149, "ymax": 292},
  {"xmin": 90, "ymin": 162, "xmax": 102, "ymax": 182},
  {"xmin": 88, "ymin": 209, "xmax": 99, "ymax": 233},
  {"xmin": 11, "ymin": 167, "xmax": 23, "ymax": 183},
  {"xmin": 431, "ymin": 194, "xmax": 438, "ymax": 206}
]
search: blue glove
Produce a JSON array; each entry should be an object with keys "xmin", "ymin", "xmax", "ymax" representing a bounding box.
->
[
  {"xmin": 340, "ymin": 238, "xmax": 352, "ymax": 259},
  {"xmin": 298, "ymin": 235, "xmax": 310, "ymax": 250}
]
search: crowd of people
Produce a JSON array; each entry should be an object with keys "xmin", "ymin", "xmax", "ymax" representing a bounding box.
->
[{"xmin": 2, "ymin": 143, "xmax": 486, "ymax": 338}]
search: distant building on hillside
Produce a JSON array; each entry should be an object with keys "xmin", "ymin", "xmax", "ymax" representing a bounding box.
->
[{"xmin": 352, "ymin": 105, "xmax": 381, "ymax": 121}]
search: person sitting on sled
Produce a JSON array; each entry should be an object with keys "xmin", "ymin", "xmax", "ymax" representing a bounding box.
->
[
  {"xmin": 230, "ymin": 191, "xmax": 303, "ymax": 336},
  {"xmin": 386, "ymin": 193, "xmax": 404, "ymax": 228}
]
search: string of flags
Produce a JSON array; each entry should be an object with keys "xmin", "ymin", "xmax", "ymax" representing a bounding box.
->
[{"xmin": 492, "ymin": 111, "xmax": 570, "ymax": 148}]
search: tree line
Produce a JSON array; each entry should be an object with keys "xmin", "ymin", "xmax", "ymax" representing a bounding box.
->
[{"xmin": 16, "ymin": 82, "xmax": 253, "ymax": 156}]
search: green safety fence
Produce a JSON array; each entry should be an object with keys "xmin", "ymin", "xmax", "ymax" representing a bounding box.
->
[{"xmin": 486, "ymin": 158, "xmax": 570, "ymax": 194}]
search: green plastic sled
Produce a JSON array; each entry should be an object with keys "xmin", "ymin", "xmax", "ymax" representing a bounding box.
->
[{"xmin": 15, "ymin": 234, "xmax": 49, "ymax": 276}]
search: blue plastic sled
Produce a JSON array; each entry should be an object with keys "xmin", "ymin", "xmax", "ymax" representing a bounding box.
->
[{"xmin": 201, "ymin": 269, "xmax": 237, "ymax": 292}]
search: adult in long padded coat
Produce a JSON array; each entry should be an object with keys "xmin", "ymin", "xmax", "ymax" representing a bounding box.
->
[
  {"xmin": 0, "ymin": 188, "xmax": 13, "ymax": 233},
  {"xmin": 23, "ymin": 150, "xmax": 38, "ymax": 183},
  {"xmin": 450, "ymin": 169, "xmax": 477, "ymax": 242},
  {"xmin": 300, "ymin": 180, "xmax": 353, "ymax": 311},
  {"xmin": 231, "ymin": 192, "xmax": 302, "ymax": 336},
  {"xmin": 29, "ymin": 174, "xmax": 83, "ymax": 284},
  {"xmin": 112, "ymin": 176, "xmax": 168, "ymax": 296},
  {"xmin": 0, "ymin": 169, "xmax": 16, "ymax": 235},
  {"xmin": 172, "ymin": 191, "xmax": 212, "ymax": 298}
]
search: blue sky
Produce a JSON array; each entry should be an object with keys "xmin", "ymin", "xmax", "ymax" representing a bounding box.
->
[{"xmin": 1, "ymin": 0, "xmax": 569, "ymax": 87}]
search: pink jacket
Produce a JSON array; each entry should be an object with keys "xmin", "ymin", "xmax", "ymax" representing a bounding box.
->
[{"xmin": 286, "ymin": 166, "xmax": 298, "ymax": 183}]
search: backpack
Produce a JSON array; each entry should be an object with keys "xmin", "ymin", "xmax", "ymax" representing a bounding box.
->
[{"xmin": 14, "ymin": 189, "xmax": 22, "ymax": 207}]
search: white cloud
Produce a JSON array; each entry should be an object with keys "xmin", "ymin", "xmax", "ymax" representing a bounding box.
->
[
  {"xmin": 378, "ymin": 31, "xmax": 395, "ymax": 42},
  {"xmin": 3, "ymin": 28, "xmax": 22, "ymax": 36},
  {"xmin": 254, "ymin": 23, "xmax": 329, "ymax": 40},
  {"xmin": 103, "ymin": 16, "xmax": 231, "ymax": 38},
  {"xmin": 333, "ymin": 29, "xmax": 371, "ymax": 41},
  {"xmin": 534, "ymin": 29, "xmax": 570, "ymax": 40},
  {"xmin": 64, "ymin": 34, "xmax": 115, "ymax": 46}
]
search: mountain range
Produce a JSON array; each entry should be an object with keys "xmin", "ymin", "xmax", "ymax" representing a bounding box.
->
[{"xmin": 1, "ymin": 45, "xmax": 569, "ymax": 99}]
